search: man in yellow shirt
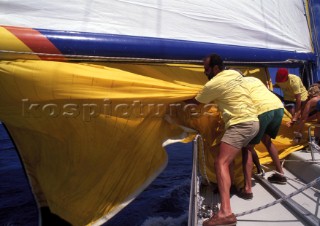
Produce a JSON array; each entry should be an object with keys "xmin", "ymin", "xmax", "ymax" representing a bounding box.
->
[
  {"xmin": 239, "ymin": 76, "xmax": 286, "ymax": 200},
  {"xmin": 195, "ymin": 54, "xmax": 259, "ymax": 226},
  {"xmin": 275, "ymin": 68, "xmax": 308, "ymax": 124}
]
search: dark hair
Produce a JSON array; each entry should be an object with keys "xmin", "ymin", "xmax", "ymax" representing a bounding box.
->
[{"xmin": 207, "ymin": 53, "xmax": 224, "ymax": 70}]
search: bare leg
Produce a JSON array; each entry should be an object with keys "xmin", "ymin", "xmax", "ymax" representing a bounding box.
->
[
  {"xmin": 241, "ymin": 146, "xmax": 253, "ymax": 194},
  {"xmin": 229, "ymin": 161, "xmax": 234, "ymax": 186},
  {"xmin": 261, "ymin": 134, "xmax": 284, "ymax": 174},
  {"xmin": 251, "ymin": 148, "xmax": 262, "ymax": 174},
  {"xmin": 215, "ymin": 142, "xmax": 241, "ymax": 217}
]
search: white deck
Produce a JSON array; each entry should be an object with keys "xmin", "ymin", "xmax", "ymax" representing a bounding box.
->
[
  {"xmin": 195, "ymin": 149, "xmax": 320, "ymax": 226},
  {"xmin": 234, "ymin": 170, "xmax": 319, "ymax": 225}
]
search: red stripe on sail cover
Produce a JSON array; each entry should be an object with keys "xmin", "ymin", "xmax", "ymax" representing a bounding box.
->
[{"xmin": 3, "ymin": 26, "xmax": 66, "ymax": 61}]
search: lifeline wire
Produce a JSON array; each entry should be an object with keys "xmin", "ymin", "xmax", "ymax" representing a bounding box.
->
[{"xmin": 235, "ymin": 176, "xmax": 320, "ymax": 217}]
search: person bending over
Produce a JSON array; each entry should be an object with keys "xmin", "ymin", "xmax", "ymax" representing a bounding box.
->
[{"xmin": 193, "ymin": 54, "xmax": 259, "ymax": 226}]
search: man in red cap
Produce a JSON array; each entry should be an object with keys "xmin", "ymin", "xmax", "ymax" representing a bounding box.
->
[{"xmin": 274, "ymin": 68, "xmax": 308, "ymax": 125}]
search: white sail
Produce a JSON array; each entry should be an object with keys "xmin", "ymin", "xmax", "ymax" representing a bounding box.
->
[{"xmin": 0, "ymin": 0, "xmax": 312, "ymax": 53}]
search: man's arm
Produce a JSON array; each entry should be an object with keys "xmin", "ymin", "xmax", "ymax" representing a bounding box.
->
[
  {"xmin": 292, "ymin": 93, "xmax": 302, "ymax": 122},
  {"xmin": 295, "ymin": 97, "xmax": 313, "ymax": 132},
  {"xmin": 293, "ymin": 97, "xmax": 317, "ymax": 142}
]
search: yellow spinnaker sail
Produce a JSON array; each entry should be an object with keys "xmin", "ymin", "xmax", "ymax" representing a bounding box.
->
[{"xmin": 0, "ymin": 60, "xmax": 308, "ymax": 225}]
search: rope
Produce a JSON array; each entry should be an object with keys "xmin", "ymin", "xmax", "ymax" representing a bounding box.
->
[
  {"xmin": 0, "ymin": 49, "xmax": 307, "ymax": 65},
  {"xmin": 235, "ymin": 176, "xmax": 320, "ymax": 217},
  {"xmin": 0, "ymin": 50, "xmax": 201, "ymax": 63},
  {"xmin": 286, "ymin": 176, "xmax": 320, "ymax": 193}
]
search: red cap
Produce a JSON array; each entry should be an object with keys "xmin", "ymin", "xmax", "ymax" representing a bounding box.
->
[{"xmin": 276, "ymin": 68, "xmax": 288, "ymax": 83}]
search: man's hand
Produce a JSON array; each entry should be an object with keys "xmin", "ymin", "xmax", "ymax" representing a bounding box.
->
[
  {"xmin": 293, "ymin": 131, "xmax": 303, "ymax": 143},
  {"xmin": 286, "ymin": 119, "xmax": 297, "ymax": 127}
]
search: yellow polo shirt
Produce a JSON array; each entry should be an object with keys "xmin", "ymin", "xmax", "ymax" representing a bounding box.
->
[
  {"xmin": 276, "ymin": 74, "xmax": 308, "ymax": 102},
  {"xmin": 242, "ymin": 76, "xmax": 284, "ymax": 115},
  {"xmin": 195, "ymin": 70, "xmax": 258, "ymax": 129}
]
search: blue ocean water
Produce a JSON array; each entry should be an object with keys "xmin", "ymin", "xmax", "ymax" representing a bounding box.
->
[{"xmin": 0, "ymin": 123, "xmax": 192, "ymax": 226}]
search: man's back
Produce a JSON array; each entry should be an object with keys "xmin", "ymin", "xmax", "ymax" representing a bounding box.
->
[
  {"xmin": 276, "ymin": 74, "xmax": 308, "ymax": 101},
  {"xmin": 196, "ymin": 70, "xmax": 258, "ymax": 129},
  {"xmin": 242, "ymin": 76, "xmax": 283, "ymax": 115}
]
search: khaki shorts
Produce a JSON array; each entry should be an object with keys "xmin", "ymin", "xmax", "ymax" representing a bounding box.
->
[{"xmin": 221, "ymin": 121, "xmax": 259, "ymax": 149}]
